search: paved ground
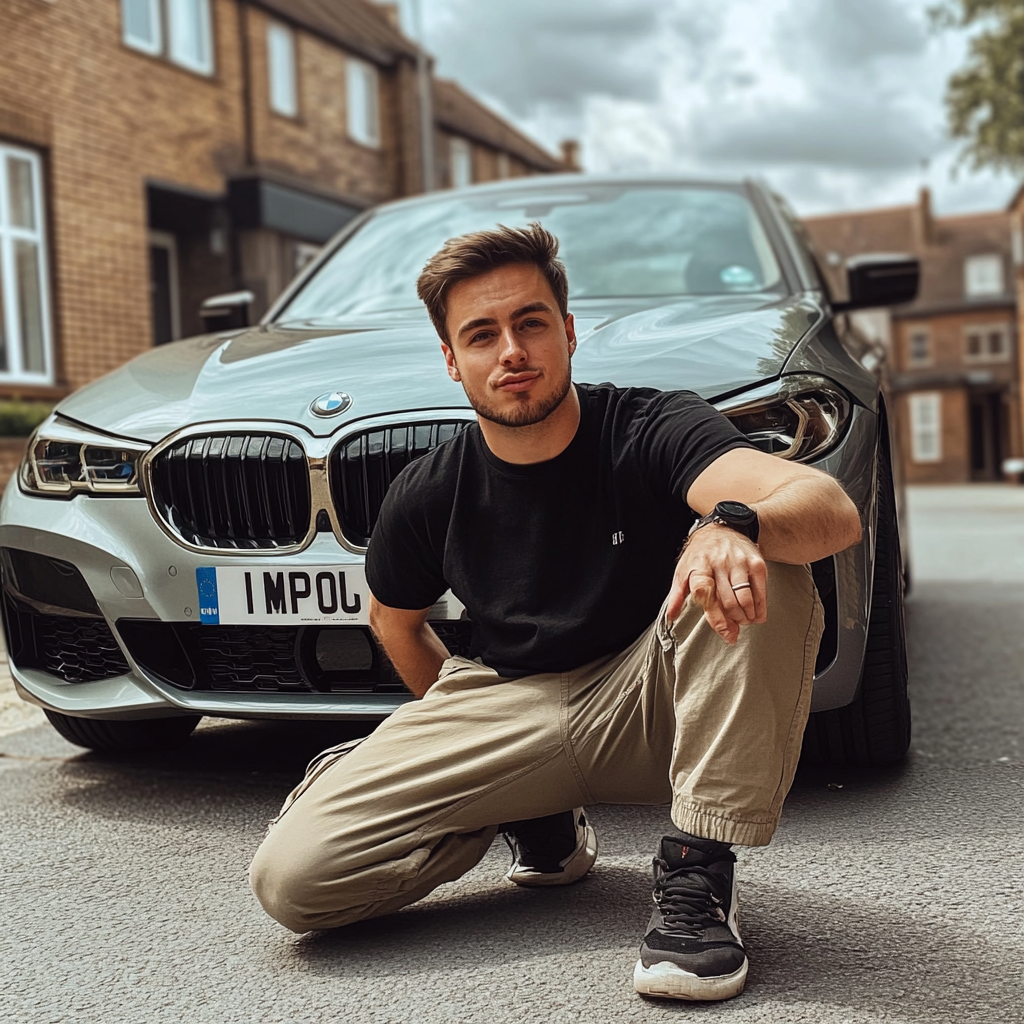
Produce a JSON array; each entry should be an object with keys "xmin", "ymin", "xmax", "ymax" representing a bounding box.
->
[{"xmin": 1, "ymin": 486, "xmax": 1022, "ymax": 1024}]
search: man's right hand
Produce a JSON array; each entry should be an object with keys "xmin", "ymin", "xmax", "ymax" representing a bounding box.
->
[
  {"xmin": 368, "ymin": 596, "xmax": 449, "ymax": 697},
  {"xmin": 667, "ymin": 525, "xmax": 768, "ymax": 644}
]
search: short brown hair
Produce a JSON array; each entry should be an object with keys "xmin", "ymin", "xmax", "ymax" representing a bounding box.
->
[{"xmin": 416, "ymin": 222, "xmax": 569, "ymax": 342}]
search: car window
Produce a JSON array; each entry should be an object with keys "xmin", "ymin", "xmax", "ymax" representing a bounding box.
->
[{"xmin": 277, "ymin": 186, "xmax": 786, "ymax": 323}]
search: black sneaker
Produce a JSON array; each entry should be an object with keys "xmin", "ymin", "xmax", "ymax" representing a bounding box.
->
[
  {"xmin": 633, "ymin": 836, "xmax": 747, "ymax": 1001},
  {"xmin": 502, "ymin": 808, "xmax": 598, "ymax": 887}
]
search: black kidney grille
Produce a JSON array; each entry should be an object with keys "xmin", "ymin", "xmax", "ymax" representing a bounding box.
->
[
  {"xmin": 150, "ymin": 434, "xmax": 311, "ymax": 549},
  {"xmin": 331, "ymin": 421, "xmax": 469, "ymax": 545}
]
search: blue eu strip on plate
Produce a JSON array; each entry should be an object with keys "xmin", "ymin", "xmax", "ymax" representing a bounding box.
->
[{"xmin": 196, "ymin": 567, "xmax": 220, "ymax": 624}]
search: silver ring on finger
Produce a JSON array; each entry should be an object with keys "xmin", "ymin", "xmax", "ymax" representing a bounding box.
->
[{"xmin": 730, "ymin": 582, "xmax": 752, "ymax": 591}]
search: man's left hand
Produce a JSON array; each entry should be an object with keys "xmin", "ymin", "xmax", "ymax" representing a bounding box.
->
[{"xmin": 667, "ymin": 525, "xmax": 768, "ymax": 644}]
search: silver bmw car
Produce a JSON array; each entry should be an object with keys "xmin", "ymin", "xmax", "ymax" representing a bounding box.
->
[{"xmin": 1, "ymin": 175, "xmax": 917, "ymax": 763}]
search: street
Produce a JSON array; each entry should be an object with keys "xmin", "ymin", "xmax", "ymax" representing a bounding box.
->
[{"xmin": 1, "ymin": 486, "xmax": 1021, "ymax": 1024}]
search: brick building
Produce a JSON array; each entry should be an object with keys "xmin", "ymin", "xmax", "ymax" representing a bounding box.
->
[
  {"xmin": 0, "ymin": 0, "xmax": 565, "ymax": 406},
  {"xmin": 805, "ymin": 189, "xmax": 1020, "ymax": 484}
]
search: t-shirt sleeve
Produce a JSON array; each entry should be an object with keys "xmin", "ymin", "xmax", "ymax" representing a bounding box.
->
[
  {"xmin": 630, "ymin": 390, "xmax": 756, "ymax": 507},
  {"xmin": 364, "ymin": 471, "xmax": 449, "ymax": 610}
]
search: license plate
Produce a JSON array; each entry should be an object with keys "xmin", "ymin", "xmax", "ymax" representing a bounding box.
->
[{"xmin": 195, "ymin": 565, "xmax": 370, "ymax": 625}]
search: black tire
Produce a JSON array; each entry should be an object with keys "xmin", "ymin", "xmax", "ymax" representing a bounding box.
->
[
  {"xmin": 43, "ymin": 710, "xmax": 201, "ymax": 753},
  {"xmin": 801, "ymin": 444, "xmax": 911, "ymax": 765}
]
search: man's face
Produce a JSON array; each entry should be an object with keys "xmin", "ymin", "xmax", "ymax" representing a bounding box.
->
[{"xmin": 441, "ymin": 263, "xmax": 576, "ymax": 428}]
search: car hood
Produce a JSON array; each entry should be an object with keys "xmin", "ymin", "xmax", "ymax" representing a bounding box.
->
[{"xmin": 58, "ymin": 293, "xmax": 819, "ymax": 443}]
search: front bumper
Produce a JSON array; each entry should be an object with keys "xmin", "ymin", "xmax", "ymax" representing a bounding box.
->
[{"xmin": 0, "ymin": 405, "xmax": 877, "ymax": 721}]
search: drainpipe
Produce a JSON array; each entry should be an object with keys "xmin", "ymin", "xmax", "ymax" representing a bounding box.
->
[{"xmin": 408, "ymin": 0, "xmax": 434, "ymax": 192}]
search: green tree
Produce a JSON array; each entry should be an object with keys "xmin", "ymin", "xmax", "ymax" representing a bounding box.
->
[{"xmin": 933, "ymin": 0, "xmax": 1024, "ymax": 170}]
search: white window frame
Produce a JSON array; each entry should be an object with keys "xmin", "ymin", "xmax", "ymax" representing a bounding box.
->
[
  {"xmin": 122, "ymin": 0, "xmax": 163, "ymax": 55},
  {"xmin": 267, "ymin": 22, "xmax": 298, "ymax": 118},
  {"xmin": 909, "ymin": 392, "xmax": 942, "ymax": 464},
  {"xmin": 450, "ymin": 138, "xmax": 473, "ymax": 188},
  {"xmin": 0, "ymin": 145, "xmax": 54, "ymax": 384},
  {"xmin": 346, "ymin": 58, "xmax": 381, "ymax": 148},
  {"xmin": 963, "ymin": 323, "xmax": 1011, "ymax": 364},
  {"xmin": 907, "ymin": 327, "xmax": 932, "ymax": 368},
  {"xmin": 964, "ymin": 254, "xmax": 1004, "ymax": 298},
  {"xmin": 122, "ymin": 0, "xmax": 214, "ymax": 75},
  {"xmin": 148, "ymin": 231, "xmax": 181, "ymax": 344}
]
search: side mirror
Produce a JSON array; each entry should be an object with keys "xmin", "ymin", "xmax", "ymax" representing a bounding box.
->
[
  {"xmin": 200, "ymin": 290, "xmax": 255, "ymax": 332},
  {"xmin": 833, "ymin": 254, "xmax": 919, "ymax": 312}
]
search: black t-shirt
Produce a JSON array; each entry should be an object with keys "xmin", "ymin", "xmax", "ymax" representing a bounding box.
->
[{"xmin": 365, "ymin": 383, "xmax": 754, "ymax": 676}]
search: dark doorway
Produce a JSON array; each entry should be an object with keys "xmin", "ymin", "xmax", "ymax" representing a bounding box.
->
[
  {"xmin": 149, "ymin": 231, "xmax": 179, "ymax": 345},
  {"xmin": 969, "ymin": 390, "xmax": 1006, "ymax": 481}
]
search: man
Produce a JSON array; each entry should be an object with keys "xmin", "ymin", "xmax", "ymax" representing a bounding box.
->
[{"xmin": 250, "ymin": 224, "xmax": 862, "ymax": 1002}]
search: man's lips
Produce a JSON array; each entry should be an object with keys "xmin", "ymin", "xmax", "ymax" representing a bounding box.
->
[{"xmin": 494, "ymin": 371, "xmax": 541, "ymax": 393}]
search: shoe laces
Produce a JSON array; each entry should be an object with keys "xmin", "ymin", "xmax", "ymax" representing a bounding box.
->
[{"xmin": 652, "ymin": 861, "xmax": 729, "ymax": 936}]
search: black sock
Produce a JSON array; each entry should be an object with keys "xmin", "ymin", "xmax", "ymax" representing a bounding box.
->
[{"xmin": 665, "ymin": 829, "xmax": 733, "ymax": 859}]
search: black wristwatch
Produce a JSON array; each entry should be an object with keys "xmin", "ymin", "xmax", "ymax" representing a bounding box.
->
[{"xmin": 687, "ymin": 500, "xmax": 760, "ymax": 544}]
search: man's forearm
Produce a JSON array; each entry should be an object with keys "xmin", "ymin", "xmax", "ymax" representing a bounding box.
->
[
  {"xmin": 374, "ymin": 621, "xmax": 450, "ymax": 699},
  {"xmin": 752, "ymin": 475, "xmax": 862, "ymax": 564}
]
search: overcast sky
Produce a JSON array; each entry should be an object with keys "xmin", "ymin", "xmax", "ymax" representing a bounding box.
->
[{"xmin": 396, "ymin": 0, "xmax": 1018, "ymax": 217}]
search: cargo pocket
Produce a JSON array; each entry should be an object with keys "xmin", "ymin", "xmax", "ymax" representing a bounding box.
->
[
  {"xmin": 426, "ymin": 656, "xmax": 501, "ymax": 697},
  {"xmin": 268, "ymin": 735, "xmax": 366, "ymax": 828}
]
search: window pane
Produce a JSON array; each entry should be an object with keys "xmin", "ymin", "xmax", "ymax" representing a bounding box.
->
[
  {"xmin": 451, "ymin": 139, "xmax": 472, "ymax": 188},
  {"xmin": 268, "ymin": 24, "xmax": 297, "ymax": 116},
  {"xmin": 122, "ymin": 0, "xmax": 161, "ymax": 53},
  {"xmin": 910, "ymin": 393, "xmax": 941, "ymax": 463},
  {"xmin": 964, "ymin": 254, "xmax": 1004, "ymax": 297},
  {"xmin": 988, "ymin": 331, "xmax": 1006, "ymax": 355},
  {"xmin": 7, "ymin": 157, "xmax": 36, "ymax": 230},
  {"xmin": 168, "ymin": 0, "xmax": 213, "ymax": 73},
  {"xmin": 14, "ymin": 240, "xmax": 46, "ymax": 373},
  {"xmin": 346, "ymin": 60, "xmax": 379, "ymax": 146},
  {"xmin": 967, "ymin": 333, "xmax": 982, "ymax": 356}
]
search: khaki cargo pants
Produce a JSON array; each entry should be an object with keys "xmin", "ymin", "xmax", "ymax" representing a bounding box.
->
[{"xmin": 250, "ymin": 562, "xmax": 823, "ymax": 933}]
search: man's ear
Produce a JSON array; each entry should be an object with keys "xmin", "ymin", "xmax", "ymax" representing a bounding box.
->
[
  {"xmin": 565, "ymin": 312, "xmax": 577, "ymax": 357},
  {"xmin": 441, "ymin": 342, "xmax": 461, "ymax": 382}
]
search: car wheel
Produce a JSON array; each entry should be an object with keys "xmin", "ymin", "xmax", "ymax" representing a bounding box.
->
[
  {"xmin": 802, "ymin": 443, "xmax": 911, "ymax": 765},
  {"xmin": 43, "ymin": 710, "xmax": 201, "ymax": 753}
]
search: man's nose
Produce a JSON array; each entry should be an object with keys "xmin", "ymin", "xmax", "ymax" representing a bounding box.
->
[{"xmin": 498, "ymin": 327, "xmax": 527, "ymax": 363}]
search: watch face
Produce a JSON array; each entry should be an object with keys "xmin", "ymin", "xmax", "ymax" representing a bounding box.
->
[{"xmin": 716, "ymin": 500, "xmax": 756, "ymax": 524}]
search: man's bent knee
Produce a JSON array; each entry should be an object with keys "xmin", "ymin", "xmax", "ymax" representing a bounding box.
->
[{"xmin": 249, "ymin": 831, "xmax": 326, "ymax": 934}]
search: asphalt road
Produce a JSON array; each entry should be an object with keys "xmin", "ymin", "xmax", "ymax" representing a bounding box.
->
[{"xmin": 1, "ymin": 486, "xmax": 1022, "ymax": 1024}]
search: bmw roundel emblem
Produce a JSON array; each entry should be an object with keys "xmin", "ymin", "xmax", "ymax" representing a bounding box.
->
[{"xmin": 310, "ymin": 391, "xmax": 353, "ymax": 417}]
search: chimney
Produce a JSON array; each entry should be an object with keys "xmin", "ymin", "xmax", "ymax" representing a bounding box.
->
[
  {"xmin": 374, "ymin": 3, "xmax": 402, "ymax": 30},
  {"xmin": 914, "ymin": 186, "xmax": 935, "ymax": 248},
  {"xmin": 560, "ymin": 139, "xmax": 581, "ymax": 172}
]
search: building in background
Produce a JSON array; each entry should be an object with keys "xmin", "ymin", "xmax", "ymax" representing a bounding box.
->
[
  {"xmin": 805, "ymin": 188, "xmax": 1020, "ymax": 484},
  {"xmin": 0, "ymin": 0, "xmax": 570, "ymax": 407}
]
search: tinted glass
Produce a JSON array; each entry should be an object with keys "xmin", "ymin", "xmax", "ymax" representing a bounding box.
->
[
  {"xmin": 278, "ymin": 186, "xmax": 784, "ymax": 323},
  {"xmin": 7, "ymin": 157, "xmax": 36, "ymax": 230}
]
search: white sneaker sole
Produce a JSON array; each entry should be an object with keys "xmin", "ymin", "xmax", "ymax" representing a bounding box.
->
[
  {"xmin": 633, "ymin": 958, "xmax": 748, "ymax": 1001},
  {"xmin": 505, "ymin": 821, "xmax": 598, "ymax": 887}
]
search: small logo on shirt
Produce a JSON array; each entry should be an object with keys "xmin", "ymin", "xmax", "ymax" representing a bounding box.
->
[{"xmin": 611, "ymin": 530, "xmax": 625, "ymax": 546}]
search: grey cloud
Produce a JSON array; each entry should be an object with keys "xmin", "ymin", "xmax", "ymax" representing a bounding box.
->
[
  {"xmin": 426, "ymin": 0, "xmax": 716, "ymax": 115},
  {"xmin": 776, "ymin": 0, "xmax": 927, "ymax": 69},
  {"xmin": 694, "ymin": 100, "xmax": 941, "ymax": 171}
]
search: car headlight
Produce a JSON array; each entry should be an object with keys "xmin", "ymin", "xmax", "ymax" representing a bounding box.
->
[
  {"xmin": 716, "ymin": 374, "xmax": 852, "ymax": 462},
  {"xmin": 19, "ymin": 417, "xmax": 151, "ymax": 497}
]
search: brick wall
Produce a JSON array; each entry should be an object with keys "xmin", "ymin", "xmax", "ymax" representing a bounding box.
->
[
  {"xmin": 1, "ymin": 0, "xmax": 249, "ymax": 394},
  {"xmin": 246, "ymin": 8, "xmax": 407, "ymax": 203}
]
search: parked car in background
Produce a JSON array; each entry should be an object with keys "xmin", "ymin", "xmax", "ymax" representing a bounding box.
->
[{"xmin": 0, "ymin": 175, "xmax": 918, "ymax": 763}]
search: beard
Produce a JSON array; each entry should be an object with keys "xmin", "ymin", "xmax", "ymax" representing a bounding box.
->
[{"xmin": 463, "ymin": 364, "xmax": 573, "ymax": 428}]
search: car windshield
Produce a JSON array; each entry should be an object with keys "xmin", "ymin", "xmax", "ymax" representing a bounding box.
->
[{"xmin": 276, "ymin": 185, "xmax": 786, "ymax": 323}]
